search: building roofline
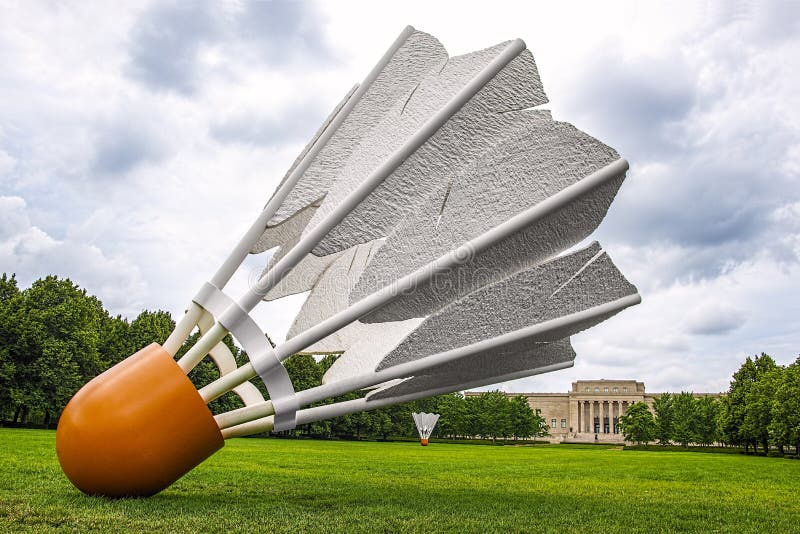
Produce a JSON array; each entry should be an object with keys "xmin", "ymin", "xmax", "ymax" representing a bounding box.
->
[
  {"xmin": 464, "ymin": 390, "xmax": 725, "ymax": 396},
  {"xmin": 573, "ymin": 379, "xmax": 641, "ymax": 382}
]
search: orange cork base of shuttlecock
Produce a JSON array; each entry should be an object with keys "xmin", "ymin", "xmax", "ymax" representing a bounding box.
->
[
  {"xmin": 420, "ymin": 439, "xmax": 429, "ymax": 446},
  {"xmin": 56, "ymin": 343, "xmax": 224, "ymax": 497}
]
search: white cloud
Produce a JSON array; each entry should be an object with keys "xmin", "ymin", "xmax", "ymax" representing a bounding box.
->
[
  {"xmin": 1, "ymin": 1, "xmax": 798, "ymax": 393},
  {"xmin": 0, "ymin": 196, "xmax": 147, "ymax": 315},
  {"xmin": 0, "ymin": 149, "xmax": 15, "ymax": 179},
  {"xmin": 685, "ymin": 302, "xmax": 746, "ymax": 336},
  {"xmin": 507, "ymin": 250, "xmax": 800, "ymax": 393},
  {"xmin": 0, "ymin": 196, "xmax": 29, "ymax": 239}
]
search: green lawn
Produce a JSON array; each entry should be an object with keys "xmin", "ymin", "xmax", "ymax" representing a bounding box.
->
[{"xmin": 1, "ymin": 429, "xmax": 798, "ymax": 533}]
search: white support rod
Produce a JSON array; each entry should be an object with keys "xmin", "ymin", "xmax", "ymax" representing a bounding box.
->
[
  {"xmin": 181, "ymin": 38, "xmax": 527, "ymax": 371},
  {"xmin": 212, "ymin": 293, "xmax": 640, "ymax": 429},
  {"xmin": 178, "ymin": 322, "xmax": 229, "ymax": 373},
  {"xmin": 199, "ymin": 157, "xmax": 630, "ymax": 402},
  {"xmin": 163, "ymin": 303, "xmax": 204, "ymax": 357},
  {"xmin": 221, "ymin": 359, "xmax": 574, "ymax": 439},
  {"xmin": 167, "ymin": 28, "xmax": 415, "ymax": 364}
]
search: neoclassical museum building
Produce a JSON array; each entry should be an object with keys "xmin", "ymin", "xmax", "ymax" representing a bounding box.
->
[{"xmin": 469, "ymin": 379, "xmax": 719, "ymax": 443}]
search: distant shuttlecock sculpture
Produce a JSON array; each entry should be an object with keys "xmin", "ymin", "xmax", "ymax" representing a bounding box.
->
[
  {"xmin": 412, "ymin": 412, "xmax": 440, "ymax": 446},
  {"xmin": 56, "ymin": 26, "xmax": 640, "ymax": 497}
]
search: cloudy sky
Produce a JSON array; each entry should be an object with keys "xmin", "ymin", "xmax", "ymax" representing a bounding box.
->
[{"xmin": 1, "ymin": 1, "xmax": 798, "ymax": 394}]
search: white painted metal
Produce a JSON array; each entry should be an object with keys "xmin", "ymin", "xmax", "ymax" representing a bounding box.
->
[
  {"xmin": 191, "ymin": 281, "xmax": 298, "ymax": 430},
  {"xmin": 214, "ymin": 26, "xmax": 420, "ymax": 288},
  {"xmin": 351, "ymin": 117, "xmax": 623, "ymax": 323},
  {"xmin": 196, "ymin": 157, "xmax": 629, "ymax": 403},
  {"xmin": 158, "ymin": 28, "xmax": 640, "ymax": 441},
  {"xmin": 211, "ymin": 294, "xmax": 639, "ymax": 429},
  {"xmin": 177, "ymin": 38, "xmax": 529, "ymax": 373},
  {"xmin": 239, "ymin": 39, "xmax": 527, "ymax": 312},
  {"xmin": 196, "ymin": 310, "xmax": 265, "ymax": 407},
  {"xmin": 220, "ymin": 360, "xmax": 572, "ymax": 439},
  {"xmin": 302, "ymin": 42, "xmax": 545, "ymax": 258},
  {"xmin": 163, "ymin": 303, "xmax": 204, "ymax": 357},
  {"xmin": 167, "ymin": 26, "xmax": 420, "ymax": 364}
]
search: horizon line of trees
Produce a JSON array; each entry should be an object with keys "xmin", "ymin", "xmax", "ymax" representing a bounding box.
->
[
  {"xmin": 3, "ymin": 273, "xmax": 799, "ymax": 448},
  {"xmin": 0, "ymin": 273, "xmax": 549, "ymax": 440},
  {"xmin": 619, "ymin": 353, "xmax": 800, "ymax": 454}
]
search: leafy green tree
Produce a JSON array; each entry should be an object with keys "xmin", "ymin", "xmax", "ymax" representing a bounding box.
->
[
  {"xmin": 179, "ymin": 331, "xmax": 249, "ymax": 415},
  {"xmin": 723, "ymin": 356, "xmax": 756, "ymax": 451},
  {"xmin": 3, "ymin": 276, "xmax": 108, "ymax": 422},
  {"xmin": 724, "ymin": 353, "xmax": 779, "ymax": 452},
  {"xmin": 742, "ymin": 354, "xmax": 779, "ymax": 452},
  {"xmin": 418, "ymin": 399, "xmax": 441, "ymax": 428},
  {"xmin": 282, "ymin": 353, "xmax": 325, "ymax": 435},
  {"xmin": 301, "ymin": 354, "xmax": 338, "ymax": 437},
  {"xmin": 370, "ymin": 410, "xmax": 394, "ymax": 439},
  {"xmin": 508, "ymin": 395, "xmax": 538, "ymax": 439},
  {"xmin": 618, "ymin": 401, "xmax": 656, "ymax": 445},
  {"xmin": 652, "ymin": 392, "xmax": 674, "ymax": 445},
  {"xmin": 462, "ymin": 394, "xmax": 483, "ymax": 438},
  {"xmin": 694, "ymin": 396, "xmax": 720, "ymax": 446},
  {"xmin": 32, "ymin": 339, "xmax": 84, "ymax": 424},
  {"xmin": 671, "ymin": 392, "xmax": 698, "ymax": 447},
  {"xmin": 742, "ymin": 362, "xmax": 781, "ymax": 453},
  {"xmin": 0, "ymin": 274, "xmax": 21, "ymax": 417},
  {"xmin": 477, "ymin": 391, "xmax": 512, "ymax": 441},
  {"xmin": 97, "ymin": 314, "xmax": 130, "ymax": 368},
  {"xmin": 0, "ymin": 273, "xmax": 19, "ymax": 302},
  {"xmin": 327, "ymin": 391, "xmax": 368, "ymax": 438},
  {"xmin": 284, "ymin": 353, "xmax": 323, "ymax": 393},
  {"xmin": 533, "ymin": 417, "xmax": 551, "ymax": 440},
  {"xmin": 306, "ymin": 416, "xmax": 333, "ymax": 438},
  {"xmin": 437, "ymin": 393, "xmax": 467, "ymax": 438},
  {"xmin": 769, "ymin": 358, "xmax": 800, "ymax": 455},
  {"xmin": 127, "ymin": 310, "xmax": 175, "ymax": 354},
  {"xmin": 317, "ymin": 353, "xmax": 338, "ymax": 375},
  {"xmin": 385, "ymin": 402, "xmax": 416, "ymax": 437},
  {"xmin": 524, "ymin": 403, "xmax": 550, "ymax": 441},
  {"xmin": 715, "ymin": 395, "xmax": 731, "ymax": 446}
]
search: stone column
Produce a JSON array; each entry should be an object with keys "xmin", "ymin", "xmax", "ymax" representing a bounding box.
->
[
  {"xmin": 611, "ymin": 401, "xmax": 616, "ymax": 434},
  {"xmin": 584, "ymin": 401, "xmax": 588, "ymax": 433},
  {"xmin": 589, "ymin": 401, "xmax": 595, "ymax": 434},
  {"xmin": 585, "ymin": 401, "xmax": 590, "ymax": 432},
  {"xmin": 569, "ymin": 399, "xmax": 578, "ymax": 436},
  {"xmin": 609, "ymin": 401, "xmax": 615, "ymax": 434},
  {"xmin": 601, "ymin": 401, "xmax": 605, "ymax": 433},
  {"xmin": 600, "ymin": 401, "xmax": 605, "ymax": 433}
]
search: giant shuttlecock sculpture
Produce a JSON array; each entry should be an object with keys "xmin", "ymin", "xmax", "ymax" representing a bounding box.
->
[
  {"xmin": 412, "ymin": 412, "xmax": 440, "ymax": 446},
  {"xmin": 56, "ymin": 26, "xmax": 640, "ymax": 497}
]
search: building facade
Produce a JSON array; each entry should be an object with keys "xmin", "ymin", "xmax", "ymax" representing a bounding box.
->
[{"xmin": 468, "ymin": 379, "xmax": 719, "ymax": 443}]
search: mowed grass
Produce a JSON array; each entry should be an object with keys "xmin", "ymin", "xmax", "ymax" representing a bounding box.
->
[{"xmin": 1, "ymin": 429, "xmax": 799, "ymax": 533}]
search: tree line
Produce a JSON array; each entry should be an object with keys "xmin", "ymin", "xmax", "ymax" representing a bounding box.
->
[
  {"xmin": 618, "ymin": 353, "xmax": 800, "ymax": 454},
  {"xmin": 0, "ymin": 274, "xmax": 546, "ymax": 440},
  {"xmin": 274, "ymin": 361, "xmax": 548, "ymax": 441}
]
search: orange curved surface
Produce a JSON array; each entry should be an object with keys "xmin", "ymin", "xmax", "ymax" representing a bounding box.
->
[{"xmin": 56, "ymin": 343, "xmax": 224, "ymax": 497}]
